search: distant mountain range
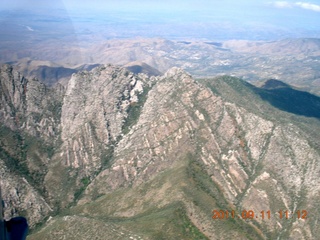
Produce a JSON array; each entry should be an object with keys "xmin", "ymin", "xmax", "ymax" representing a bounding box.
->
[{"xmin": 3, "ymin": 38, "xmax": 320, "ymax": 95}]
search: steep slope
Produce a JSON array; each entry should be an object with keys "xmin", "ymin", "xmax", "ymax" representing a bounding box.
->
[
  {"xmin": 257, "ymin": 80, "xmax": 320, "ymax": 119},
  {"xmin": 200, "ymin": 76, "xmax": 320, "ymax": 145},
  {"xmin": 27, "ymin": 67, "xmax": 320, "ymax": 239},
  {"xmin": 43, "ymin": 64, "xmax": 152, "ymax": 209},
  {"xmin": 260, "ymin": 79, "xmax": 290, "ymax": 89},
  {"xmin": 0, "ymin": 64, "xmax": 63, "ymax": 227}
]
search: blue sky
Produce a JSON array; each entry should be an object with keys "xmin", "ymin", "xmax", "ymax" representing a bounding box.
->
[
  {"xmin": 1, "ymin": 0, "xmax": 320, "ymax": 40},
  {"xmin": 1, "ymin": 0, "xmax": 319, "ymax": 22},
  {"xmin": 1, "ymin": 0, "xmax": 320, "ymax": 12}
]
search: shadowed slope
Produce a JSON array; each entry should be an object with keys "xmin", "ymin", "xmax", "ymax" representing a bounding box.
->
[{"xmin": 255, "ymin": 79, "xmax": 320, "ymax": 119}]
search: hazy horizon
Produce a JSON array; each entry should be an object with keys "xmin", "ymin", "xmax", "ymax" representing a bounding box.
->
[{"xmin": 1, "ymin": 0, "xmax": 320, "ymax": 41}]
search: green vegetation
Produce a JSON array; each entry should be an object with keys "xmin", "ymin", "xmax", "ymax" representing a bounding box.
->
[
  {"xmin": 29, "ymin": 153, "xmax": 268, "ymax": 239},
  {"xmin": 122, "ymin": 86, "xmax": 151, "ymax": 135},
  {"xmin": 0, "ymin": 125, "xmax": 57, "ymax": 197},
  {"xmin": 199, "ymin": 75, "xmax": 320, "ymax": 122},
  {"xmin": 185, "ymin": 156, "xmax": 264, "ymax": 240},
  {"xmin": 199, "ymin": 75, "xmax": 320, "ymax": 150},
  {"xmin": 100, "ymin": 145, "xmax": 115, "ymax": 170},
  {"xmin": 74, "ymin": 177, "xmax": 91, "ymax": 201},
  {"xmin": 254, "ymin": 86, "xmax": 320, "ymax": 119},
  {"xmin": 119, "ymin": 202, "xmax": 208, "ymax": 240},
  {"xmin": 0, "ymin": 126, "xmax": 29, "ymax": 176}
]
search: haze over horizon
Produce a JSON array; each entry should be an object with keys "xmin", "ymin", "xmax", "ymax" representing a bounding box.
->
[
  {"xmin": 1, "ymin": 0, "xmax": 320, "ymax": 41},
  {"xmin": 1, "ymin": 0, "xmax": 320, "ymax": 84}
]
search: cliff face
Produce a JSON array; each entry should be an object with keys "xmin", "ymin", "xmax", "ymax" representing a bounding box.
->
[
  {"xmin": 1, "ymin": 64, "xmax": 320, "ymax": 239},
  {"xmin": 60, "ymin": 65, "xmax": 148, "ymax": 170},
  {"xmin": 0, "ymin": 64, "xmax": 60, "ymax": 227},
  {"xmin": 42, "ymin": 65, "xmax": 153, "ymax": 207},
  {"xmin": 77, "ymin": 67, "xmax": 320, "ymax": 239}
]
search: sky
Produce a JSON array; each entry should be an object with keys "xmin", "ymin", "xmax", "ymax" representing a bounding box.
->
[
  {"xmin": 0, "ymin": 0, "xmax": 320, "ymax": 40},
  {"xmin": 0, "ymin": 0, "xmax": 320, "ymax": 12},
  {"xmin": 1, "ymin": 0, "xmax": 319, "ymax": 23}
]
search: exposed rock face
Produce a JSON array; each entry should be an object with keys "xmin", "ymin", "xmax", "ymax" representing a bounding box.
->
[
  {"xmin": 0, "ymin": 64, "xmax": 62, "ymax": 140},
  {"xmin": 0, "ymin": 64, "xmax": 60, "ymax": 227},
  {"xmin": 78, "ymin": 66, "xmax": 320, "ymax": 239},
  {"xmin": 43, "ymin": 64, "xmax": 153, "ymax": 207},
  {"xmin": 0, "ymin": 162, "xmax": 52, "ymax": 227},
  {"xmin": 1, "ymin": 63, "xmax": 320, "ymax": 239},
  {"xmin": 59, "ymin": 65, "xmax": 149, "ymax": 170},
  {"xmin": 0, "ymin": 64, "xmax": 28, "ymax": 130}
]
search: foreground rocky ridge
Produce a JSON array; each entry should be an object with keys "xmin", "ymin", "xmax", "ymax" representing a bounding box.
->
[
  {"xmin": 0, "ymin": 64, "xmax": 320, "ymax": 239},
  {"xmin": 0, "ymin": 64, "xmax": 61, "ymax": 227}
]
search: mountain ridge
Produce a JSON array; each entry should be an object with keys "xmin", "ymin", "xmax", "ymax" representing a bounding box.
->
[{"xmin": 1, "ymin": 64, "xmax": 320, "ymax": 239}]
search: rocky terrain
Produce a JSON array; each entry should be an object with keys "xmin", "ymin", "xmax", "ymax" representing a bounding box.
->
[
  {"xmin": 0, "ymin": 64, "xmax": 61, "ymax": 227},
  {"xmin": 1, "ymin": 63, "xmax": 320, "ymax": 239}
]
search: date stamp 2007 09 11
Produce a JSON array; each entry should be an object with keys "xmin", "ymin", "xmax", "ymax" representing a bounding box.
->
[{"xmin": 212, "ymin": 210, "xmax": 307, "ymax": 220}]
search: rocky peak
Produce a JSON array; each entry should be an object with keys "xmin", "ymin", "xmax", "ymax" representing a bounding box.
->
[
  {"xmin": 76, "ymin": 66, "xmax": 320, "ymax": 239},
  {"xmin": 1, "ymin": 63, "xmax": 320, "ymax": 239},
  {"xmin": 40, "ymin": 64, "xmax": 153, "ymax": 208},
  {"xmin": 163, "ymin": 67, "xmax": 194, "ymax": 85},
  {"xmin": 59, "ymin": 64, "xmax": 149, "ymax": 169}
]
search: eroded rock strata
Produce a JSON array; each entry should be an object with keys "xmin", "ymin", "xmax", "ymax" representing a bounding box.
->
[{"xmin": 1, "ymin": 64, "xmax": 319, "ymax": 239}]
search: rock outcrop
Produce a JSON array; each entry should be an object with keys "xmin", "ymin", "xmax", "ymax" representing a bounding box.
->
[
  {"xmin": 0, "ymin": 64, "xmax": 60, "ymax": 227},
  {"xmin": 1, "ymin": 63, "xmax": 320, "ymax": 239}
]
